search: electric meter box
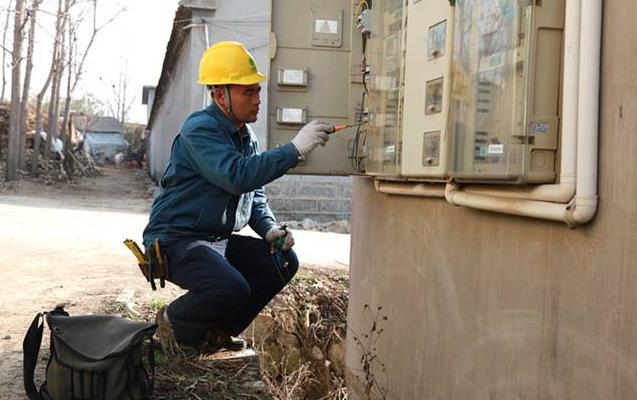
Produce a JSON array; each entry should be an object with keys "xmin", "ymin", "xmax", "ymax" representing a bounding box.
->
[
  {"xmin": 448, "ymin": 0, "xmax": 565, "ymax": 184},
  {"xmin": 401, "ymin": 0, "xmax": 454, "ymax": 178},
  {"xmin": 365, "ymin": 0, "xmax": 408, "ymax": 176},
  {"xmin": 268, "ymin": 0, "xmax": 362, "ymax": 175},
  {"xmin": 365, "ymin": 0, "xmax": 454, "ymax": 179}
]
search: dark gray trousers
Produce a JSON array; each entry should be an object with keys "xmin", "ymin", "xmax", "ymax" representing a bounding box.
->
[{"xmin": 162, "ymin": 234, "xmax": 299, "ymax": 344}]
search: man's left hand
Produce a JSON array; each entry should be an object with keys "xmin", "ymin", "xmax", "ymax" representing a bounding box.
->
[{"xmin": 265, "ymin": 226, "xmax": 295, "ymax": 252}]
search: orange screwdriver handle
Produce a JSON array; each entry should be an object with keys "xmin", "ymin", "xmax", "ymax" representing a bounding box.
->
[{"xmin": 329, "ymin": 124, "xmax": 348, "ymax": 134}]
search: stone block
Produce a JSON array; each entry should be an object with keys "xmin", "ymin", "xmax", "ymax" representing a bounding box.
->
[{"xmin": 295, "ymin": 184, "xmax": 337, "ymax": 199}]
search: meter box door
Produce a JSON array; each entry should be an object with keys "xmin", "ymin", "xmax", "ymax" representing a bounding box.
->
[
  {"xmin": 400, "ymin": 0, "xmax": 454, "ymax": 179},
  {"xmin": 448, "ymin": 0, "xmax": 565, "ymax": 184},
  {"xmin": 268, "ymin": 0, "xmax": 360, "ymax": 175},
  {"xmin": 365, "ymin": 0, "xmax": 409, "ymax": 176}
]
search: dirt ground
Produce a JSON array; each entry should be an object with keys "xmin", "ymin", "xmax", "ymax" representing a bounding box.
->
[
  {"xmin": 0, "ymin": 167, "xmax": 180, "ymax": 399},
  {"xmin": 0, "ymin": 166, "xmax": 350, "ymax": 399}
]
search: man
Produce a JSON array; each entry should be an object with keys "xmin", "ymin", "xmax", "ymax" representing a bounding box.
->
[{"xmin": 142, "ymin": 41, "xmax": 332, "ymax": 353}]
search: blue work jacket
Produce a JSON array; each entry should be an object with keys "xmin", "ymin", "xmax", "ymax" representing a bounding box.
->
[{"xmin": 143, "ymin": 104, "xmax": 299, "ymax": 247}]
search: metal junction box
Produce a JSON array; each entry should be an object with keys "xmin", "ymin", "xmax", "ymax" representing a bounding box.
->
[
  {"xmin": 268, "ymin": 0, "xmax": 362, "ymax": 175},
  {"xmin": 448, "ymin": 0, "xmax": 565, "ymax": 184}
]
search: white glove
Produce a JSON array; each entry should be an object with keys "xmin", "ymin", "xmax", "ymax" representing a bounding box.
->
[
  {"xmin": 291, "ymin": 120, "xmax": 332, "ymax": 156},
  {"xmin": 265, "ymin": 226, "xmax": 295, "ymax": 252}
]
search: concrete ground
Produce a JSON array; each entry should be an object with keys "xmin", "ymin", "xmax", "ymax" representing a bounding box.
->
[{"xmin": 0, "ymin": 167, "xmax": 349, "ymax": 399}]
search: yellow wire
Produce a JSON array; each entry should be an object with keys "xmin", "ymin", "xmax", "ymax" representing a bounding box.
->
[{"xmin": 355, "ymin": 0, "xmax": 369, "ymax": 17}]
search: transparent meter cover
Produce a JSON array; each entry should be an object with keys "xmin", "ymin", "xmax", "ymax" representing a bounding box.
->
[
  {"xmin": 366, "ymin": 0, "xmax": 407, "ymax": 174},
  {"xmin": 449, "ymin": 0, "xmax": 532, "ymax": 180}
]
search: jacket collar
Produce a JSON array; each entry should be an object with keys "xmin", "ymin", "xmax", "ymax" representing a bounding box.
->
[{"xmin": 205, "ymin": 103, "xmax": 240, "ymax": 135}]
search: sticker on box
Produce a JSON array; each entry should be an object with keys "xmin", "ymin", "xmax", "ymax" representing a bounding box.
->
[
  {"xmin": 488, "ymin": 144, "xmax": 504, "ymax": 155},
  {"xmin": 529, "ymin": 122, "xmax": 550, "ymax": 134},
  {"xmin": 315, "ymin": 19, "xmax": 338, "ymax": 34}
]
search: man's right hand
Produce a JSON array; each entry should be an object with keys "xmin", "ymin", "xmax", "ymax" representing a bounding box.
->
[{"xmin": 291, "ymin": 120, "xmax": 332, "ymax": 156}]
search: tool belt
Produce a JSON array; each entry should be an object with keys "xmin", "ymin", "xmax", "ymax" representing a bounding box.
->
[{"xmin": 123, "ymin": 239, "xmax": 169, "ymax": 291}]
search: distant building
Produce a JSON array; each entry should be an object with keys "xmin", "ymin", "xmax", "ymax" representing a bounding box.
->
[{"xmin": 71, "ymin": 115, "xmax": 129, "ymax": 164}]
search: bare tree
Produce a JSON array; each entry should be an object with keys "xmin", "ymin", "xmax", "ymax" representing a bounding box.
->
[
  {"xmin": 60, "ymin": 0, "xmax": 124, "ymax": 141},
  {"xmin": 1, "ymin": 0, "xmax": 13, "ymax": 103},
  {"xmin": 31, "ymin": 0, "xmax": 64, "ymax": 175},
  {"xmin": 109, "ymin": 60, "xmax": 136, "ymax": 125},
  {"xmin": 17, "ymin": 0, "xmax": 43, "ymax": 169},
  {"xmin": 44, "ymin": 0, "xmax": 70, "ymax": 161},
  {"xmin": 6, "ymin": 0, "xmax": 25, "ymax": 181}
]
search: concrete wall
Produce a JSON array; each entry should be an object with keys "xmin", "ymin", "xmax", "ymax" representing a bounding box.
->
[
  {"xmin": 346, "ymin": 2, "xmax": 637, "ymax": 398},
  {"xmin": 148, "ymin": 31, "xmax": 201, "ymax": 180}
]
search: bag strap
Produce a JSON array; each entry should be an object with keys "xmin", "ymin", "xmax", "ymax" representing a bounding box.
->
[{"xmin": 22, "ymin": 313, "xmax": 44, "ymax": 400}]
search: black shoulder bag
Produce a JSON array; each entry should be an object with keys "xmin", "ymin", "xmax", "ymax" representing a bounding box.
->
[{"xmin": 23, "ymin": 307, "xmax": 157, "ymax": 400}]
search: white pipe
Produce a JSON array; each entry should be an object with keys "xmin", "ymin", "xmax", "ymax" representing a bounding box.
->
[
  {"xmin": 183, "ymin": 21, "xmax": 211, "ymax": 109},
  {"xmin": 375, "ymin": 180, "xmax": 445, "ymax": 198},
  {"xmin": 567, "ymin": 0, "xmax": 602, "ymax": 224},
  {"xmin": 461, "ymin": 183, "xmax": 574, "ymax": 203},
  {"xmin": 445, "ymin": 0, "xmax": 601, "ymax": 226},
  {"xmin": 445, "ymin": 183, "xmax": 570, "ymax": 223}
]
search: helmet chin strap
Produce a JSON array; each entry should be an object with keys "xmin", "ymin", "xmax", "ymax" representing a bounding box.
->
[{"xmin": 212, "ymin": 85, "xmax": 243, "ymax": 127}]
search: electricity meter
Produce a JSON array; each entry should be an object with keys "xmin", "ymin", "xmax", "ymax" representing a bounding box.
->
[
  {"xmin": 400, "ymin": 0, "xmax": 454, "ymax": 178},
  {"xmin": 448, "ymin": 0, "xmax": 565, "ymax": 183},
  {"xmin": 365, "ymin": 0, "xmax": 408, "ymax": 176}
]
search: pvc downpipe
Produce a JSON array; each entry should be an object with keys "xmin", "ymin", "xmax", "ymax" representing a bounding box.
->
[
  {"xmin": 455, "ymin": 0, "xmax": 582, "ymax": 204},
  {"xmin": 446, "ymin": 0, "xmax": 601, "ymax": 226},
  {"xmin": 567, "ymin": 0, "xmax": 602, "ymax": 224},
  {"xmin": 374, "ymin": 180, "xmax": 445, "ymax": 198}
]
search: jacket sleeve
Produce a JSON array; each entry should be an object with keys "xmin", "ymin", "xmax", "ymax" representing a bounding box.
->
[
  {"xmin": 179, "ymin": 127, "xmax": 299, "ymax": 196},
  {"xmin": 249, "ymin": 186, "xmax": 277, "ymax": 238}
]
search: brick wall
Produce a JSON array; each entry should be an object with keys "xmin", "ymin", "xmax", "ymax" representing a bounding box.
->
[{"xmin": 265, "ymin": 175, "xmax": 352, "ymax": 223}]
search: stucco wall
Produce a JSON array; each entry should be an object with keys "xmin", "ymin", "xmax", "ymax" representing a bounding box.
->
[
  {"xmin": 346, "ymin": 2, "xmax": 637, "ymax": 398},
  {"xmin": 148, "ymin": 31, "xmax": 200, "ymax": 180}
]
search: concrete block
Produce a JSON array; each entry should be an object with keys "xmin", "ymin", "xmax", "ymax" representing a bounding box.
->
[
  {"xmin": 295, "ymin": 184, "xmax": 337, "ymax": 199},
  {"xmin": 338, "ymin": 183, "xmax": 353, "ymax": 199},
  {"xmin": 318, "ymin": 199, "xmax": 352, "ymax": 213}
]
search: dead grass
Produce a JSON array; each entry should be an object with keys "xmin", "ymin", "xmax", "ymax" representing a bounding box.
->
[{"xmin": 102, "ymin": 266, "xmax": 350, "ymax": 400}]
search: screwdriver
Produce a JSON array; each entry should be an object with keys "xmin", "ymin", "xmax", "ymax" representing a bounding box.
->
[
  {"xmin": 274, "ymin": 225, "xmax": 288, "ymax": 251},
  {"xmin": 328, "ymin": 122, "xmax": 366, "ymax": 134}
]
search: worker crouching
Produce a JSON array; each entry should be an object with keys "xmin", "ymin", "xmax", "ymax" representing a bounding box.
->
[{"xmin": 142, "ymin": 41, "xmax": 332, "ymax": 354}]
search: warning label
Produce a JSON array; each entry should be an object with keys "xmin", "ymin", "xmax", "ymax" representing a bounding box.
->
[{"xmin": 315, "ymin": 19, "xmax": 338, "ymax": 34}]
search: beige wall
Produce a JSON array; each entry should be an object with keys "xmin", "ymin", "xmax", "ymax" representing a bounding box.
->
[{"xmin": 346, "ymin": 1, "xmax": 637, "ymax": 399}]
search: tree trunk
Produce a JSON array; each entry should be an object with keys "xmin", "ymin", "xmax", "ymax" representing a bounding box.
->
[
  {"xmin": 18, "ymin": 0, "xmax": 42, "ymax": 169},
  {"xmin": 61, "ymin": 15, "xmax": 74, "ymax": 178},
  {"xmin": 0, "ymin": 0, "xmax": 13, "ymax": 103},
  {"xmin": 6, "ymin": 0, "xmax": 25, "ymax": 181},
  {"xmin": 31, "ymin": 0, "xmax": 62, "ymax": 175},
  {"xmin": 45, "ymin": 0, "xmax": 69, "ymax": 160}
]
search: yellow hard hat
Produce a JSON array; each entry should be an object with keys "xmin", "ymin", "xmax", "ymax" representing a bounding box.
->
[{"xmin": 198, "ymin": 41, "xmax": 266, "ymax": 86}]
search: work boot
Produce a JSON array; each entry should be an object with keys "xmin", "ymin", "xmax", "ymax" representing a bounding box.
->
[
  {"xmin": 155, "ymin": 306, "xmax": 183, "ymax": 356},
  {"xmin": 199, "ymin": 329, "xmax": 246, "ymax": 353}
]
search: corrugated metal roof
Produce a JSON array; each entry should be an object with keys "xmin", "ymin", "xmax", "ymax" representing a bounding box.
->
[
  {"xmin": 71, "ymin": 115, "xmax": 123, "ymax": 134},
  {"xmin": 86, "ymin": 117, "xmax": 123, "ymax": 133}
]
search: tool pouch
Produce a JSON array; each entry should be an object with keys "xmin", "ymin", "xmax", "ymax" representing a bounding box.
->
[{"xmin": 145, "ymin": 240, "xmax": 169, "ymax": 291}]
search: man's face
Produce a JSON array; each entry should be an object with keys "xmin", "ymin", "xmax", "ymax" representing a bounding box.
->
[{"xmin": 228, "ymin": 84, "xmax": 261, "ymax": 123}]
